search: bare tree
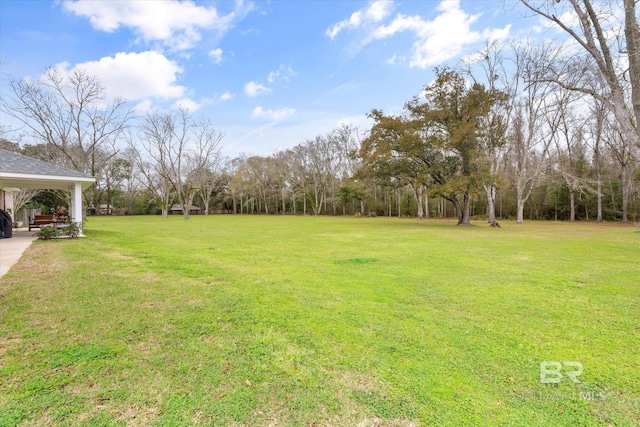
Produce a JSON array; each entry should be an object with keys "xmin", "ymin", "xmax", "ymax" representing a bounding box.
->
[
  {"xmin": 293, "ymin": 135, "xmax": 342, "ymax": 215},
  {"xmin": 243, "ymin": 156, "xmax": 277, "ymax": 214},
  {"xmin": 504, "ymin": 42, "xmax": 561, "ymax": 223},
  {"xmin": 462, "ymin": 41, "xmax": 511, "ymax": 226},
  {"xmin": 188, "ymin": 119, "xmax": 224, "ymax": 215},
  {"xmin": 134, "ymin": 115, "xmax": 173, "ymax": 217},
  {"xmin": 116, "ymin": 146, "xmax": 143, "ymax": 215},
  {"xmin": 587, "ymin": 97, "xmax": 608, "ymax": 221},
  {"xmin": 519, "ymin": 0, "xmax": 640, "ymax": 152},
  {"xmin": 602, "ymin": 115, "xmax": 636, "ymax": 222},
  {"xmin": 1, "ymin": 68, "xmax": 131, "ymax": 208},
  {"xmin": 138, "ymin": 109, "xmax": 221, "ymax": 220},
  {"xmin": 226, "ymin": 155, "xmax": 252, "ymax": 214},
  {"xmin": 0, "ymin": 135, "xmax": 40, "ymax": 213},
  {"xmin": 12, "ymin": 189, "xmax": 40, "ymax": 213},
  {"xmin": 273, "ymin": 150, "xmax": 294, "ymax": 214},
  {"xmin": 548, "ymin": 84, "xmax": 589, "ymax": 221}
]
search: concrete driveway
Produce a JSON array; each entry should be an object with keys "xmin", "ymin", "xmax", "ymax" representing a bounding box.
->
[{"xmin": 0, "ymin": 229, "xmax": 36, "ymax": 278}]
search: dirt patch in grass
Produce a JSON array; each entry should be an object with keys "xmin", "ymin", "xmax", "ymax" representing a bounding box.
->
[
  {"xmin": 117, "ymin": 405, "xmax": 162, "ymax": 426},
  {"xmin": 133, "ymin": 337, "xmax": 164, "ymax": 355},
  {"xmin": 341, "ymin": 371, "xmax": 381, "ymax": 392},
  {"xmin": 104, "ymin": 251, "xmax": 136, "ymax": 261},
  {"xmin": 3, "ymin": 242, "xmax": 66, "ymax": 280},
  {"xmin": 355, "ymin": 417, "xmax": 419, "ymax": 427}
]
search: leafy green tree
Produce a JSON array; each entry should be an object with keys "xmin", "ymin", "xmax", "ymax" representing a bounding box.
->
[
  {"xmin": 409, "ymin": 68, "xmax": 500, "ymax": 225},
  {"xmin": 358, "ymin": 109, "xmax": 434, "ymax": 219}
]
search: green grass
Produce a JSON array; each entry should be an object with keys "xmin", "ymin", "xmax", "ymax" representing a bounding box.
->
[{"xmin": 1, "ymin": 216, "xmax": 638, "ymax": 426}]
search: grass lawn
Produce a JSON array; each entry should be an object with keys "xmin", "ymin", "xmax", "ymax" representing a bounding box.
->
[{"xmin": 0, "ymin": 215, "xmax": 638, "ymax": 426}]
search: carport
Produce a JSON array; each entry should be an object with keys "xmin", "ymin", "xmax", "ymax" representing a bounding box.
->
[{"xmin": 0, "ymin": 148, "xmax": 95, "ymax": 237}]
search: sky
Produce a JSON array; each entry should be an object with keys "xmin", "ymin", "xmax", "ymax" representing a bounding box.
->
[{"xmin": 0, "ymin": 0, "xmax": 549, "ymax": 158}]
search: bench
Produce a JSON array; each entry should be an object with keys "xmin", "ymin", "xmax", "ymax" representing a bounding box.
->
[{"xmin": 29, "ymin": 215, "xmax": 67, "ymax": 231}]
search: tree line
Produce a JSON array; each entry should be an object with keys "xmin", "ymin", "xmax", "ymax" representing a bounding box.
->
[{"xmin": 2, "ymin": 1, "xmax": 639, "ymax": 224}]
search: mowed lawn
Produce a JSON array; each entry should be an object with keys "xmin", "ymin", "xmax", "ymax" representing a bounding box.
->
[{"xmin": 0, "ymin": 216, "xmax": 638, "ymax": 426}]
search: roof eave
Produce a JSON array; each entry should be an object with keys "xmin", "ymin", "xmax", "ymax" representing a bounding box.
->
[{"xmin": 0, "ymin": 172, "xmax": 96, "ymax": 190}]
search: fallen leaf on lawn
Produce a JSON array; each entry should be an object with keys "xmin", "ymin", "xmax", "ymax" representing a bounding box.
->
[{"xmin": 245, "ymin": 379, "xmax": 252, "ymax": 386}]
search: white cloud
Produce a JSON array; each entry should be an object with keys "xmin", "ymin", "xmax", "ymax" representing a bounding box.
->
[
  {"xmin": 219, "ymin": 92, "xmax": 235, "ymax": 101},
  {"xmin": 209, "ymin": 48, "xmax": 223, "ymax": 64},
  {"xmin": 133, "ymin": 99, "xmax": 153, "ymax": 114},
  {"xmin": 172, "ymin": 98, "xmax": 202, "ymax": 112},
  {"xmin": 267, "ymin": 64, "xmax": 297, "ymax": 84},
  {"xmin": 326, "ymin": 0, "xmax": 393, "ymax": 39},
  {"xmin": 328, "ymin": 0, "xmax": 510, "ymax": 69},
  {"xmin": 372, "ymin": 0, "xmax": 510, "ymax": 69},
  {"xmin": 483, "ymin": 25, "xmax": 511, "ymax": 43},
  {"xmin": 62, "ymin": 0, "xmax": 254, "ymax": 50},
  {"xmin": 59, "ymin": 51, "xmax": 185, "ymax": 102},
  {"xmin": 327, "ymin": 10, "xmax": 363, "ymax": 39},
  {"xmin": 366, "ymin": 0, "xmax": 393, "ymax": 22},
  {"xmin": 244, "ymin": 81, "xmax": 271, "ymax": 97},
  {"xmin": 252, "ymin": 106, "xmax": 295, "ymax": 121},
  {"xmin": 385, "ymin": 53, "xmax": 399, "ymax": 65}
]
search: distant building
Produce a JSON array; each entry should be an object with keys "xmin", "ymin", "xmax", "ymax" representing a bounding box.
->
[{"xmin": 170, "ymin": 204, "xmax": 201, "ymax": 214}]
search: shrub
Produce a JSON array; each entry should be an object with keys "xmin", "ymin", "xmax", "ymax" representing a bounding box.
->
[
  {"xmin": 33, "ymin": 226, "xmax": 59, "ymax": 240},
  {"xmin": 62, "ymin": 222, "xmax": 81, "ymax": 239}
]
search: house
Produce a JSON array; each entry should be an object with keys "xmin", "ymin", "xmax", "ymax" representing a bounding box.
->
[
  {"xmin": 0, "ymin": 149, "xmax": 95, "ymax": 236},
  {"xmin": 170, "ymin": 204, "xmax": 201, "ymax": 214}
]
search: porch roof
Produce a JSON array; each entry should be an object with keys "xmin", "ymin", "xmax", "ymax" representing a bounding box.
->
[{"xmin": 0, "ymin": 149, "xmax": 95, "ymax": 190}]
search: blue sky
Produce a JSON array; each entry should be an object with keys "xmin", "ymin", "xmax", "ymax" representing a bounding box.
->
[{"xmin": 1, "ymin": 0, "xmax": 539, "ymax": 157}]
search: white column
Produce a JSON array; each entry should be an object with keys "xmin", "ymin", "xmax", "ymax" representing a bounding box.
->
[
  {"xmin": 2, "ymin": 191, "xmax": 15, "ymax": 220},
  {"xmin": 7, "ymin": 192, "xmax": 14, "ymax": 226},
  {"xmin": 72, "ymin": 182, "xmax": 84, "ymax": 236}
]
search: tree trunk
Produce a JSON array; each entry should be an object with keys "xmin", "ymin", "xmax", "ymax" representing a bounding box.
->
[
  {"xmin": 597, "ymin": 174, "xmax": 603, "ymax": 222},
  {"xmin": 453, "ymin": 198, "xmax": 462, "ymax": 224},
  {"xmin": 161, "ymin": 195, "xmax": 169, "ymax": 218},
  {"xmin": 412, "ymin": 185, "xmax": 424, "ymax": 219},
  {"xmin": 585, "ymin": 204, "xmax": 589, "ymax": 221},
  {"xmin": 424, "ymin": 194, "xmax": 429, "ymax": 219},
  {"xmin": 622, "ymin": 167, "xmax": 629, "ymax": 222},
  {"xmin": 569, "ymin": 190, "xmax": 575, "ymax": 222},
  {"xmin": 516, "ymin": 197, "xmax": 525, "ymax": 224},
  {"xmin": 485, "ymin": 184, "xmax": 497, "ymax": 226},
  {"xmin": 182, "ymin": 198, "xmax": 190, "ymax": 220},
  {"xmin": 282, "ymin": 189, "xmax": 286, "ymax": 214},
  {"xmin": 515, "ymin": 176, "xmax": 537, "ymax": 224},
  {"xmin": 458, "ymin": 193, "xmax": 471, "ymax": 226}
]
